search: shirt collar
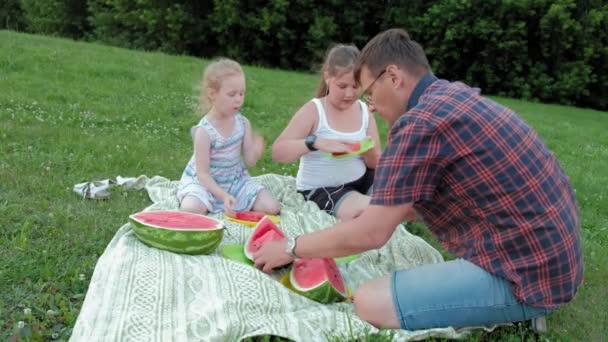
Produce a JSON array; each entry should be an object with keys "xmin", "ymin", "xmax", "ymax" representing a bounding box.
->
[{"xmin": 406, "ymin": 73, "xmax": 438, "ymax": 111}]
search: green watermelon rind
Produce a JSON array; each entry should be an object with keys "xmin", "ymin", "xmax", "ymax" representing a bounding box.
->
[
  {"xmin": 129, "ymin": 211, "xmax": 224, "ymax": 255},
  {"xmin": 289, "ymin": 269, "xmax": 347, "ymax": 304},
  {"xmin": 220, "ymin": 243, "xmax": 254, "ymax": 266},
  {"xmin": 325, "ymin": 137, "xmax": 374, "ymax": 159}
]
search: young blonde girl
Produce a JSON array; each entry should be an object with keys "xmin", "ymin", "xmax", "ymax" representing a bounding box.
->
[
  {"xmin": 177, "ymin": 58, "xmax": 280, "ymax": 216},
  {"xmin": 272, "ymin": 45, "xmax": 381, "ymax": 220}
]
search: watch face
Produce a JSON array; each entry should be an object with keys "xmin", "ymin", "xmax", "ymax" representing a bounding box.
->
[{"xmin": 305, "ymin": 135, "xmax": 316, "ymax": 150}]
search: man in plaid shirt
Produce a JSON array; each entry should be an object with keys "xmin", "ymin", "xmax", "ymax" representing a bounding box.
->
[{"xmin": 253, "ymin": 29, "xmax": 583, "ymax": 331}]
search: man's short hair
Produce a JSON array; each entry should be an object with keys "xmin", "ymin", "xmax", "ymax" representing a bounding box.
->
[{"xmin": 354, "ymin": 28, "xmax": 431, "ymax": 83}]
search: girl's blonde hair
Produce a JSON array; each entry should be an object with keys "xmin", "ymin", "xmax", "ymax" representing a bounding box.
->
[
  {"xmin": 199, "ymin": 58, "xmax": 244, "ymax": 113},
  {"xmin": 316, "ymin": 44, "xmax": 360, "ymax": 98}
]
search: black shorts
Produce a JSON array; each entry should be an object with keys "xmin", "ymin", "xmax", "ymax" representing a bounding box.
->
[{"xmin": 298, "ymin": 169, "xmax": 374, "ymax": 215}]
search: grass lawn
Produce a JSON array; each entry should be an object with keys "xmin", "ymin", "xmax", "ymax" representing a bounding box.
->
[{"xmin": 1, "ymin": 30, "xmax": 606, "ymax": 341}]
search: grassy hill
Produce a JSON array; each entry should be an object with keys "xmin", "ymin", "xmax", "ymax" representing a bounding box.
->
[{"xmin": 1, "ymin": 30, "xmax": 606, "ymax": 341}]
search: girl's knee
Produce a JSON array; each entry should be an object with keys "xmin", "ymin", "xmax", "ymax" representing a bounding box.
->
[
  {"xmin": 254, "ymin": 191, "xmax": 281, "ymax": 214},
  {"xmin": 336, "ymin": 208, "xmax": 363, "ymax": 221},
  {"xmin": 261, "ymin": 198, "xmax": 281, "ymax": 215},
  {"xmin": 335, "ymin": 192, "xmax": 368, "ymax": 220},
  {"xmin": 268, "ymin": 200, "xmax": 281, "ymax": 215},
  {"xmin": 180, "ymin": 197, "xmax": 208, "ymax": 215}
]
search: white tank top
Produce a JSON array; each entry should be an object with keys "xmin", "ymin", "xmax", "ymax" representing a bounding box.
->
[{"xmin": 296, "ymin": 98, "xmax": 370, "ymax": 190}]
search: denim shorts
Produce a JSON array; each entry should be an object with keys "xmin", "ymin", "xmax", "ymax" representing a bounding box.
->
[{"xmin": 391, "ymin": 258, "xmax": 553, "ymax": 330}]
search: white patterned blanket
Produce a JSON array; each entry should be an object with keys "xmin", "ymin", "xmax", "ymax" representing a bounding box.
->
[{"xmin": 70, "ymin": 174, "xmax": 466, "ymax": 341}]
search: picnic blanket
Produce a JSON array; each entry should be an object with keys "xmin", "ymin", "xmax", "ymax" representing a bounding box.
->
[{"xmin": 70, "ymin": 174, "xmax": 467, "ymax": 341}]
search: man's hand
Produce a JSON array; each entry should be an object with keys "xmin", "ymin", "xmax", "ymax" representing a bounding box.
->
[{"xmin": 252, "ymin": 239, "xmax": 295, "ymax": 274}]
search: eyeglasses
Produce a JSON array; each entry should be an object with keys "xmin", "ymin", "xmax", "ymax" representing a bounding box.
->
[{"xmin": 360, "ymin": 69, "xmax": 386, "ymax": 104}]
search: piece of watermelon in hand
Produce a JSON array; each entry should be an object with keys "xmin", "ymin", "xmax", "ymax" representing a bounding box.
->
[
  {"xmin": 331, "ymin": 141, "xmax": 361, "ymax": 156},
  {"xmin": 287, "ymin": 258, "xmax": 347, "ymax": 304},
  {"xmin": 244, "ymin": 216, "xmax": 286, "ymax": 261}
]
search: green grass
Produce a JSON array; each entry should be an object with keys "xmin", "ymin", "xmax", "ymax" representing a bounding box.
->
[{"xmin": 1, "ymin": 30, "xmax": 607, "ymax": 341}]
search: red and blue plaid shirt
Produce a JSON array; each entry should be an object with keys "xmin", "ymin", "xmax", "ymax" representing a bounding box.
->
[{"xmin": 371, "ymin": 74, "xmax": 583, "ymax": 308}]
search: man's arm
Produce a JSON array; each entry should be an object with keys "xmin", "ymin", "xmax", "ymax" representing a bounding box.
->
[
  {"xmin": 252, "ymin": 202, "xmax": 418, "ymax": 273},
  {"xmin": 295, "ymin": 202, "xmax": 417, "ymax": 258}
]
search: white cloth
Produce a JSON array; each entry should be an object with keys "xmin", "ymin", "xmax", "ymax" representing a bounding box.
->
[
  {"xmin": 296, "ymin": 99, "xmax": 370, "ymax": 190},
  {"xmin": 70, "ymin": 174, "xmax": 472, "ymax": 341}
]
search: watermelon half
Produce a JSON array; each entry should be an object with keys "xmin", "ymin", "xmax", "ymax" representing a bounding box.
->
[
  {"xmin": 244, "ymin": 216, "xmax": 285, "ymax": 261},
  {"xmin": 129, "ymin": 210, "xmax": 224, "ymax": 255},
  {"xmin": 288, "ymin": 258, "xmax": 347, "ymax": 304}
]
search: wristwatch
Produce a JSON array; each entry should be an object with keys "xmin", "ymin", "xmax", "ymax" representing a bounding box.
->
[
  {"xmin": 285, "ymin": 236, "xmax": 298, "ymax": 257},
  {"xmin": 304, "ymin": 134, "xmax": 317, "ymax": 151}
]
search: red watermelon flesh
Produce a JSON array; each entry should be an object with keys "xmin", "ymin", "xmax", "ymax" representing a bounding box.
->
[
  {"xmin": 234, "ymin": 211, "xmax": 266, "ymax": 222},
  {"xmin": 332, "ymin": 141, "xmax": 361, "ymax": 156},
  {"xmin": 244, "ymin": 216, "xmax": 285, "ymax": 260},
  {"xmin": 290, "ymin": 258, "xmax": 346, "ymax": 303},
  {"xmin": 131, "ymin": 210, "xmax": 222, "ymax": 230},
  {"xmin": 293, "ymin": 258, "xmax": 345, "ymax": 293}
]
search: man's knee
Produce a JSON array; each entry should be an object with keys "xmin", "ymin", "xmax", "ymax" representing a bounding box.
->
[
  {"xmin": 353, "ymin": 283, "xmax": 374, "ymax": 323},
  {"xmin": 353, "ymin": 278, "xmax": 400, "ymax": 329}
]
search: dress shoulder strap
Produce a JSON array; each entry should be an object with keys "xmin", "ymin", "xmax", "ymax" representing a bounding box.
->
[
  {"xmin": 358, "ymin": 100, "xmax": 370, "ymax": 132},
  {"xmin": 311, "ymin": 98, "xmax": 330, "ymax": 132}
]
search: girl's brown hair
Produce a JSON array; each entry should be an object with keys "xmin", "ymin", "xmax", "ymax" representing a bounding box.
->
[
  {"xmin": 316, "ymin": 44, "xmax": 360, "ymax": 98},
  {"xmin": 199, "ymin": 58, "xmax": 243, "ymax": 113}
]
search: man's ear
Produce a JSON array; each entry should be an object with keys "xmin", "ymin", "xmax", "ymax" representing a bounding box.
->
[{"xmin": 385, "ymin": 64, "xmax": 404, "ymax": 89}]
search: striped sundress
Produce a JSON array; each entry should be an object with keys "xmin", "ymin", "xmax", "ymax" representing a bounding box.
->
[{"xmin": 176, "ymin": 114, "xmax": 263, "ymax": 213}]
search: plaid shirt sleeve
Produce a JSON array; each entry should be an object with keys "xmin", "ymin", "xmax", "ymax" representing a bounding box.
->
[{"xmin": 371, "ymin": 112, "xmax": 447, "ymax": 206}]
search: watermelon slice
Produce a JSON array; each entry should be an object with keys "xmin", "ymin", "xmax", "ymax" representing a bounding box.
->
[
  {"xmin": 226, "ymin": 211, "xmax": 280, "ymax": 227},
  {"xmin": 244, "ymin": 216, "xmax": 285, "ymax": 260},
  {"xmin": 220, "ymin": 243, "xmax": 254, "ymax": 266},
  {"xmin": 129, "ymin": 210, "xmax": 224, "ymax": 255},
  {"xmin": 289, "ymin": 258, "xmax": 347, "ymax": 304},
  {"xmin": 234, "ymin": 211, "xmax": 265, "ymax": 222},
  {"xmin": 331, "ymin": 141, "xmax": 361, "ymax": 156},
  {"xmin": 327, "ymin": 137, "xmax": 374, "ymax": 159}
]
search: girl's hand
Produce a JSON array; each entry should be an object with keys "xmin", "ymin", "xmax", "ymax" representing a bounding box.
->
[
  {"xmin": 314, "ymin": 138, "xmax": 357, "ymax": 155},
  {"xmin": 222, "ymin": 194, "xmax": 237, "ymax": 217}
]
